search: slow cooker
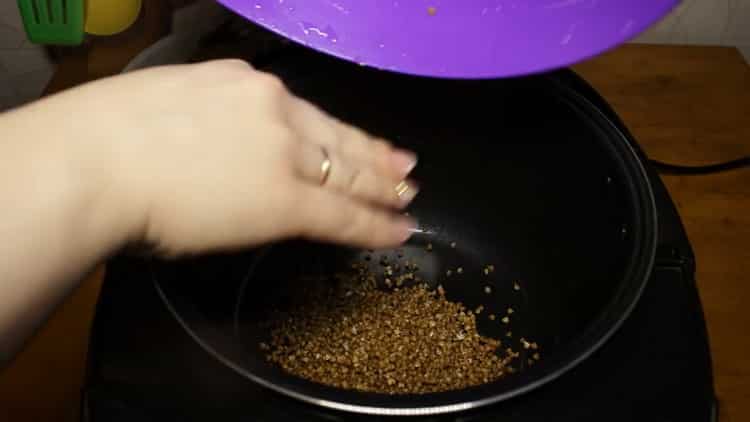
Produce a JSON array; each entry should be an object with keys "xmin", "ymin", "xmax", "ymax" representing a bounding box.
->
[{"xmin": 81, "ymin": 8, "xmax": 717, "ymax": 422}]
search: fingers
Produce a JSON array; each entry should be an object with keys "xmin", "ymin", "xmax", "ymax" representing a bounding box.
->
[
  {"xmin": 293, "ymin": 141, "xmax": 419, "ymax": 209},
  {"xmin": 292, "ymin": 184, "xmax": 417, "ymax": 249},
  {"xmin": 285, "ymin": 96, "xmax": 420, "ymax": 208},
  {"xmin": 332, "ymin": 123, "xmax": 418, "ymax": 179},
  {"xmin": 285, "ymin": 96, "xmax": 418, "ymax": 179}
]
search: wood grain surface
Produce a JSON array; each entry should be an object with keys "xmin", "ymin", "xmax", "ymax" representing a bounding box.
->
[
  {"xmin": 573, "ymin": 44, "xmax": 750, "ymax": 422},
  {"xmin": 0, "ymin": 22, "xmax": 747, "ymax": 422}
]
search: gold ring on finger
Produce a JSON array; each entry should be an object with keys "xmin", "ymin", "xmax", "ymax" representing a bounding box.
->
[{"xmin": 320, "ymin": 146, "xmax": 332, "ymax": 185}]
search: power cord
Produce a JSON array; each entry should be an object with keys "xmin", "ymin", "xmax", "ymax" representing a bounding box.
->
[{"xmin": 649, "ymin": 156, "xmax": 750, "ymax": 175}]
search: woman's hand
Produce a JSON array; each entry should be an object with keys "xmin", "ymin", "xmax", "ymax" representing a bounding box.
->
[
  {"xmin": 65, "ymin": 59, "xmax": 420, "ymax": 255},
  {"xmin": 0, "ymin": 59, "xmax": 419, "ymax": 362}
]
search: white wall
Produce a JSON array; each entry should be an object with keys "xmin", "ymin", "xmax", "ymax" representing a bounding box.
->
[{"xmin": 632, "ymin": 0, "xmax": 750, "ymax": 61}]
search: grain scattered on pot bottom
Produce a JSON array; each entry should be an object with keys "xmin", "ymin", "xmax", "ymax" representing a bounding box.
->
[{"xmin": 261, "ymin": 264, "xmax": 531, "ymax": 395}]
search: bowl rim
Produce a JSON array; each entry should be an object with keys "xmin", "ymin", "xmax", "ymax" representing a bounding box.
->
[{"xmin": 152, "ymin": 70, "xmax": 659, "ymax": 416}]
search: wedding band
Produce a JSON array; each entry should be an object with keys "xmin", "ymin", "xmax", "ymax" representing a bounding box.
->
[
  {"xmin": 395, "ymin": 180, "xmax": 410, "ymax": 197},
  {"xmin": 319, "ymin": 147, "xmax": 332, "ymax": 185}
]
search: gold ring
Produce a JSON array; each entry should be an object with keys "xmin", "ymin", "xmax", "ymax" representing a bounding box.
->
[{"xmin": 319, "ymin": 147, "xmax": 332, "ymax": 185}]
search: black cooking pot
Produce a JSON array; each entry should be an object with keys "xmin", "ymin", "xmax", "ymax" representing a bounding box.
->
[{"xmin": 151, "ymin": 46, "xmax": 657, "ymax": 416}]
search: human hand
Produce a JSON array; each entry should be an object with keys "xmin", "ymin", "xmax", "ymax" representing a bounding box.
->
[{"xmin": 51, "ymin": 59, "xmax": 420, "ymax": 256}]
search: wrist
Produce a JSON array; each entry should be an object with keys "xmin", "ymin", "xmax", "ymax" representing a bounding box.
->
[{"xmin": 2, "ymin": 98, "xmax": 147, "ymax": 258}]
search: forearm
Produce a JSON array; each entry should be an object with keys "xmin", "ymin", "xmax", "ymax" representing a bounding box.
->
[
  {"xmin": 0, "ymin": 61, "xmax": 419, "ymax": 365},
  {"xmin": 0, "ymin": 98, "xmax": 140, "ymax": 365}
]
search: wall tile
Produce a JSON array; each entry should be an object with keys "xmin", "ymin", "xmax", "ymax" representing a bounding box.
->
[
  {"xmin": 0, "ymin": 48, "xmax": 54, "ymax": 76},
  {"xmin": 634, "ymin": 0, "xmax": 749, "ymax": 48},
  {"xmin": 0, "ymin": 67, "xmax": 20, "ymax": 112},
  {"xmin": 0, "ymin": 22, "xmax": 25, "ymax": 49},
  {"xmin": 0, "ymin": 1, "xmax": 24, "ymax": 31},
  {"xmin": 9, "ymin": 68, "xmax": 52, "ymax": 104},
  {"xmin": 739, "ymin": 45, "xmax": 750, "ymax": 62},
  {"xmin": 722, "ymin": 0, "xmax": 750, "ymax": 45}
]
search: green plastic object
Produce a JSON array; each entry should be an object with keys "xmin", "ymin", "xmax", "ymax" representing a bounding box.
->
[{"xmin": 17, "ymin": 0, "xmax": 84, "ymax": 45}]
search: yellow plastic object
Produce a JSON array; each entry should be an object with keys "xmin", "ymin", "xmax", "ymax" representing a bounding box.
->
[{"xmin": 84, "ymin": 0, "xmax": 142, "ymax": 35}]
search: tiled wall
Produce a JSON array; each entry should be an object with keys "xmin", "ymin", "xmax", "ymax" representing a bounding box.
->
[
  {"xmin": 0, "ymin": 1, "xmax": 748, "ymax": 112},
  {"xmin": 633, "ymin": 0, "xmax": 750, "ymax": 61},
  {"xmin": 0, "ymin": 1, "xmax": 55, "ymax": 112}
]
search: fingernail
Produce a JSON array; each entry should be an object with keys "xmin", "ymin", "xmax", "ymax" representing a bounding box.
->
[
  {"xmin": 394, "ymin": 179, "xmax": 419, "ymax": 206},
  {"xmin": 391, "ymin": 148, "xmax": 418, "ymax": 177},
  {"xmin": 394, "ymin": 216, "xmax": 418, "ymax": 243}
]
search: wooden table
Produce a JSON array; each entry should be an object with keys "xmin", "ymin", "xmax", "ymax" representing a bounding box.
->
[
  {"xmin": 0, "ymin": 17, "xmax": 748, "ymax": 422},
  {"xmin": 574, "ymin": 44, "xmax": 750, "ymax": 422}
]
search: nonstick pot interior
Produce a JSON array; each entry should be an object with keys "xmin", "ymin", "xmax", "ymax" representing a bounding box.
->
[{"xmin": 151, "ymin": 49, "xmax": 657, "ymax": 415}]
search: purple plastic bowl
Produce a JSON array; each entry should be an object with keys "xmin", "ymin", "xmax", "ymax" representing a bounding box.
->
[{"xmin": 216, "ymin": 0, "xmax": 679, "ymax": 79}]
